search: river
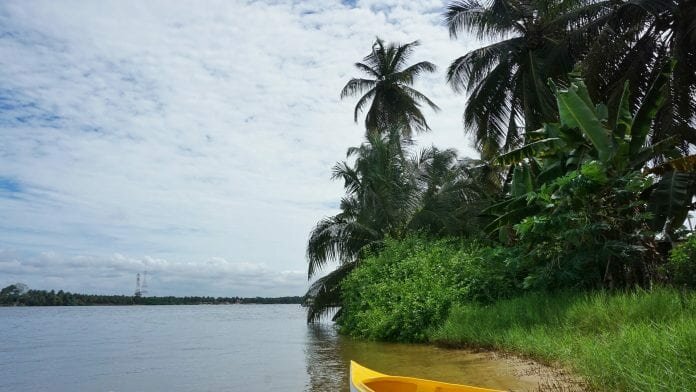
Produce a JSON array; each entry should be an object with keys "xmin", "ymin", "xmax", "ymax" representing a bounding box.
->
[{"xmin": 0, "ymin": 305, "xmax": 541, "ymax": 391}]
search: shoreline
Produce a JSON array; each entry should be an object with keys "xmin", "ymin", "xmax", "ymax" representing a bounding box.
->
[
  {"xmin": 479, "ymin": 349, "xmax": 587, "ymax": 392},
  {"xmin": 434, "ymin": 340, "xmax": 587, "ymax": 391}
]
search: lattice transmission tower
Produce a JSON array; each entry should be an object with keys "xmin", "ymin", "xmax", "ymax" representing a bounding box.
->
[
  {"xmin": 134, "ymin": 271, "xmax": 149, "ymax": 297},
  {"xmin": 134, "ymin": 273, "xmax": 142, "ymax": 297},
  {"xmin": 141, "ymin": 271, "xmax": 148, "ymax": 296}
]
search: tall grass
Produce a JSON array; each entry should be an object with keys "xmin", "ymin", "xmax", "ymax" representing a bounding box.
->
[{"xmin": 432, "ymin": 288, "xmax": 696, "ymax": 391}]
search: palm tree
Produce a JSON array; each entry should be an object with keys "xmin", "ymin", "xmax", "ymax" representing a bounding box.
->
[
  {"xmin": 304, "ymin": 129, "xmax": 415, "ymax": 322},
  {"xmin": 303, "ymin": 129, "xmax": 495, "ymax": 322},
  {"xmin": 582, "ymin": 0, "xmax": 696, "ymax": 151},
  {"xmin": 407, "ymin": 149, "xmax": 500, "ymax": 236},
  {"xmin": 341, "ymin": 37, "xmax": 440, "ymax": 138},
  {"xmin": 445, "ymin": 0, "xmax": 614, "ymax": 158}
]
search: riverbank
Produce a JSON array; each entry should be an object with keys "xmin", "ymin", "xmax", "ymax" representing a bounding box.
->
[
  {"xmin": 333, "ymin": 237, "xmax": 696, "ymax": 391},
  {"xmin": 432, "ymin": 288, "xmax": 696, "ymax": 391},
  {"xmin": 480, "ymin": 350, "xmax": 587, "ymax": 392},
  {"xmin": 0, "ymin": 284, "xmax": 303, "ymax": 306}
]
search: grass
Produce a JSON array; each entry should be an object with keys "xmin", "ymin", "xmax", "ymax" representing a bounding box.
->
[{"xmin": 432, "ymin": 288, "xmax": 696, "ymax": 391}]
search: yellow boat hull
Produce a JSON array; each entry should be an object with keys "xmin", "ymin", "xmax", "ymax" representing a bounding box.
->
[{"xmin": 350, "ymin": 361, "xmax": 504, "ymax": 392}]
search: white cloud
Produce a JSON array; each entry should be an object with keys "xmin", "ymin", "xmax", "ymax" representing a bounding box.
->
[
  {"xmin": 0, "ymin": 249, "xmax": 305, "ymax": 296},
  {"xmin": 0, "ymin": 0, "xmax": 481, "ymax": 296}
]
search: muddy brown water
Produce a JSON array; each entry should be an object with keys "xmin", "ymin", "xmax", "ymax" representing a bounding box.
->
[{"xmin": 306, "ymin": 323, "xmax": 549, "ymax": 391}]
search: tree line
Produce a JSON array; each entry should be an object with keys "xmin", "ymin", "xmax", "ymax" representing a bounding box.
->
[{"xmin": 0, "ymin": 284, "xmax": 303, "ymax": 306}]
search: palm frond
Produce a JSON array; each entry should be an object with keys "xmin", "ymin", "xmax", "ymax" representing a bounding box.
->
[
  {"xmin": 393, "ymin": 61, "xmax": 437, "ymax": 84},
  {"xmin": 392, "ymin": 40, "xmax": 420, "ymax": 69},
  {"xmin": 306, "ymin": 216, "xmax": 348, "ymax": 278},
  {"xmin": 463, "ymin": 58, "xmax": 516, "ymax": 155},
  {"xmin": 343, "ymin": 38, "xmax": 438, "ymax": 137},
  {"xmin": 445, "ymin": 0, "xmax": 520, "ymax": 39},
  {"xmin": 304, "ymin": 263, "xmax": 357, "ymax": 323},
  {"xmin": 447, "ymin": 37, "xmax": 523, "ymax": 93},
  {"xmin": 340, "ymin": 78, "xmax": 377, "ymax": 99},
  {"xmin": 352, "ymin": 87, "xmax": 377, "ymax": 122},
  {"xmin": 353, "ymin": 62, "xmax": 379, "ymax": 78},
  {"xmin": 400, "ymin": 85, "xmax": 440, "ymax": 111}
]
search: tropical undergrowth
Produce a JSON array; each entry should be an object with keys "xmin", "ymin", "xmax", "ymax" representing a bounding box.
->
[
  {"xmin": 337, "ymin": 234, "xmax": 696, "ymax": 391},
  {"xmin": 337, "ymin": 236, "xmax": 521, "ymax": 342},
  {"xmin": 305, "ymin": 2, "xmax": 696, "ymax": 390},
  {"xmin": 666, "ymin": 234, "xmax": 696, "ymax": 288}
]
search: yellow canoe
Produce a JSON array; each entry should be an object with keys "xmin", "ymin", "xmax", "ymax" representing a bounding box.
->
[{"xmin": 350, "ymin": 361, "xmax": 504, "ymax": 392}]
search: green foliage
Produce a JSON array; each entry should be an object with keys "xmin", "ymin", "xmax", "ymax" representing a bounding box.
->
[
  {"xmin": 488, "ymin": 75, "xmax": 689, "ymax": 289},
  {"xmin": 338, "ymin": 236, "xmax": 467, "ymax": 342},
  {"xmin": 444, "ymin": 0, "xmax": 612, "ymax": 157},
  {"xmin": 555, "ymin": 81, "xmax": 612, "ymax": 162},
  {"xmin": 434, "ymin": 288, "xmax": 696, "ymax": 392},
  {"xmin": 668, "ymin": 235, "xmax": 696, "ymax": 288},
  {"xmin": 337, "ymin": 236, "xmax": 522, "ymax": 342},
  {"xmin": 583, "ymin": 1, "xmax": 696, "ymax": 149},
  {"xmin": 341, "ymin": 37, "xmax": 439, "ymax": 137},
  {"xmin": 305, "ymin": 129, "xmax": 498, "ymax": 322},
  {"xmin": 0, "ymin": 284, "xmax": 26, "ymax": 304},
  {"xmin": 307, "ymin": 2, "xmax": 696, "ymax": 388},
  {"xmin": 513, "ymin": 167, "xmax": 656, "ymax": 290},
  {"xmin": 648, "ymin": 171, "xmax": 696, "ymax": 232}
]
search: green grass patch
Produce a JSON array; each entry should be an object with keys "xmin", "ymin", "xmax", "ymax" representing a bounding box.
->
[{"xmin": 432, "ymin": 288, "xmax": 696, "ymax": 391}]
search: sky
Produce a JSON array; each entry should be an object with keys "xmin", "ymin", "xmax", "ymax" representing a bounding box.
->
[{"xmin": 0, "ymin": 0, "xmax": 481, "ymax": 297}]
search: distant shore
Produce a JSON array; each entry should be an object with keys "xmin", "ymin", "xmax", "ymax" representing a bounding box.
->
[{"xmin": 0, "ymin": 284, "xmax": 303, "ymax": 306}]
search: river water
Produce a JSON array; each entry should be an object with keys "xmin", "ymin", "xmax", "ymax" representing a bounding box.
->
[{"xmin": 0, "ymin": 305, "xmax": 537, "ymax": 391}]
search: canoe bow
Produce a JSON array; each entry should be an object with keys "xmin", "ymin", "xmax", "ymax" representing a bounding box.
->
[{"xmin": 350, "ymin": 361, "xmax": 504, "ymax": 392}]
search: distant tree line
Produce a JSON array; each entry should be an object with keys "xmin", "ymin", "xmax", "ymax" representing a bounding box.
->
[{"xmin": 0, "ymin": 284, "xmax": 303, "ymax": 306}]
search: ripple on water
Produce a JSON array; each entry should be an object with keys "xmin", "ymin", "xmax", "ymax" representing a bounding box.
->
[{"xmin": 1, "ymin": 305, "xmax": 546, "ymax": 392}]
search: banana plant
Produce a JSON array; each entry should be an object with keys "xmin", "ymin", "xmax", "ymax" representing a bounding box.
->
[
  {"xmin": 645, "ymin": 155, "xmax": 696, "ymax": 233},
  {"xmin": 500, "ymin": 61, "xmax": 674, "ymax": 171},
  {"xmin": 486, "ymin": 61, "xmax": 694, "ymax": 238}
]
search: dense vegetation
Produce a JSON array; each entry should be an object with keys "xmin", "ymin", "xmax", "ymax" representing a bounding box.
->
[
  {"xmin": 339, "ymin": 236, "xmax": 521, "ymax": 342},
  {"xmin": 304, "ymin": 1, "xmax": 696, "ymax": 390},
  {"xmin": 305, "ymin": 0, "xmax": 696, "ymax": 321},
  {"xmin": 0, "ymin": 284, "xmax": 303, "ymax": 306}
]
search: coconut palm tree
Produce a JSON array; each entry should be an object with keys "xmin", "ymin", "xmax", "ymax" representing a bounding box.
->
[
  {"xmin": 582, "ymin": 0, "xmax": 696, "ymax": 151},
  {"xmin": 445, "ymin": 0, "xmax": 614, "ymax": 158},
  {"xmin": 407, "ymin": 149, "xmax": 501, "ymax": 236},
  {"xmin": 304, "ymin": 129, "xmax": 415, "ymax": 322},
  {"xmin": 303, "ymin": 129, "xmax": 496, "ymax": 322},
  {"xmin": 341, "ymin": 37, "xmax": 440, "ymax": 138}
]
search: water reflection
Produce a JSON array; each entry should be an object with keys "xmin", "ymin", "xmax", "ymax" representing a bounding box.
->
[
  {"xmin": 303, "ymin": 322, "xmax": 541, "ymax": 392},
  {"xmin": 304, "ymin": 323, "xmax": 346, "ymax": 391},
  {"xmin": 0, "ymin": 306, "xmax": 544, "ymax": 391}
]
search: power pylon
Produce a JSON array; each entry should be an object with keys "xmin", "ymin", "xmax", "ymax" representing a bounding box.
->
[
  {"xmin": 141, "ymin": 271, "xmax": 148, "ymax": 296},
  {"xmin": 134, "ymin": 273, "xmax": 142, "ymax": 297}
]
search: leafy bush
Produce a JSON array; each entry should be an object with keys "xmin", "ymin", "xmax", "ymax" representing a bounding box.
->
[
  {"xmin": 669, "ymin": 235, "xmax": 696, "ymax": 288},
  {"xmin": 337, "ymin": 236, "xmax": 521, "ymax": 342},
  {"xmin": 512, "ymin": 167, "xmax": 656, "ymax": 290}
]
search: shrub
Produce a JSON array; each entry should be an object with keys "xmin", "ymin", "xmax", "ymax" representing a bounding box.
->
[
  {"xmin": 337, "ymin": 236, "xmax": 522, "ymax": 342},
  {"xmin": 512, "ymin": 168, "xmax": 656, "ymax": 290},
  {"xmin": 669, "ymin": 235, "xmax": 696, "ymax": 288}
]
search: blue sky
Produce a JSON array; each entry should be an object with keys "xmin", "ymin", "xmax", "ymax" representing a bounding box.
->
[{"xmin": 0, "ymin": 0, "xmax": 479, "ymax": 296}]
